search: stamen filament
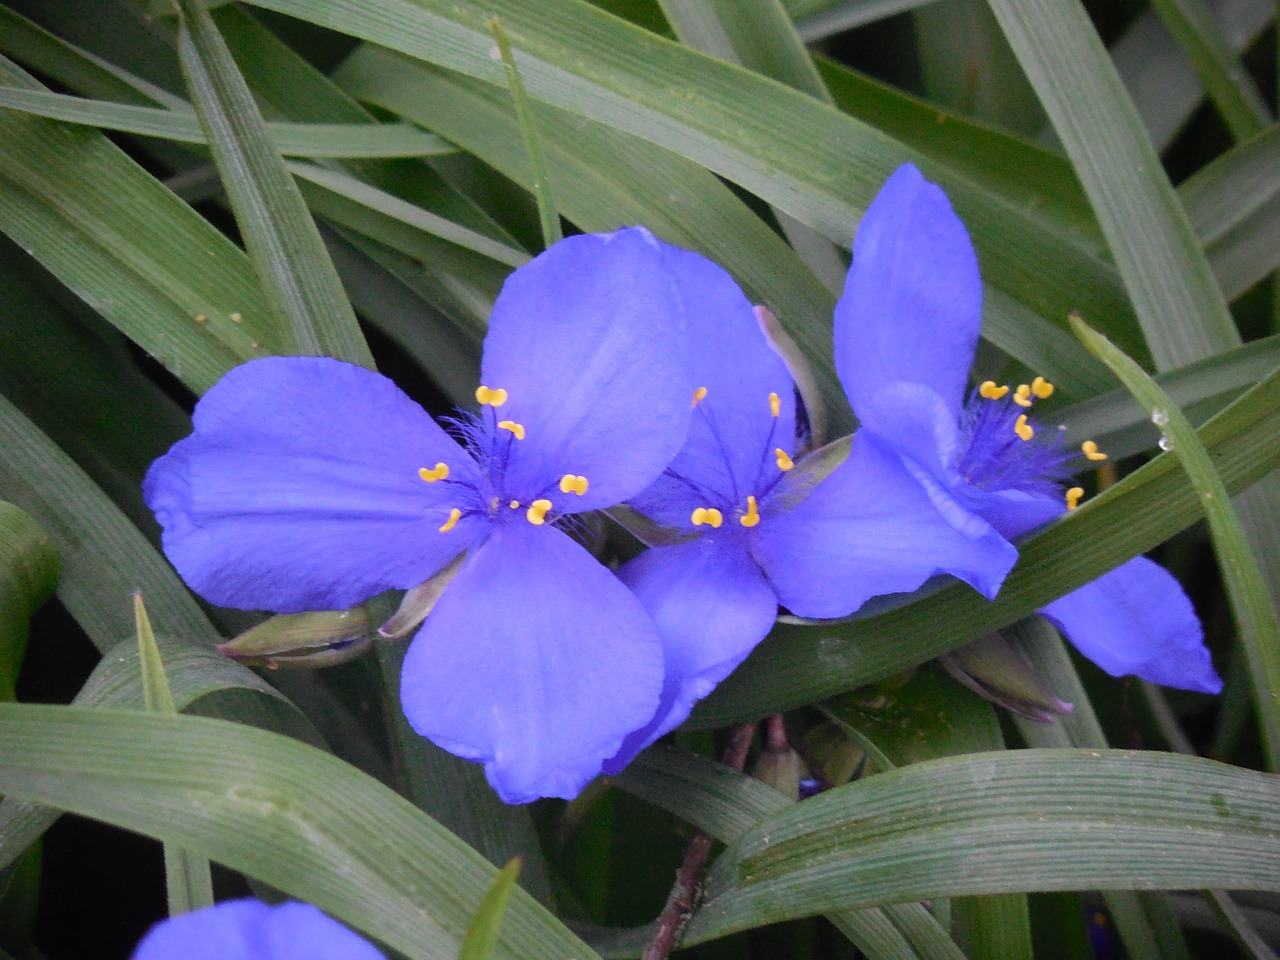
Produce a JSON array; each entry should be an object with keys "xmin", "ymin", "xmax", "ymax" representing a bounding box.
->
[
  {"xmin": 692, "ymin": 386, "xmax": 708, "ymax": 408},
  {"xmin": 979, "ymin": 380, "xmax": 1009, "ymax": 400},
  {"xmin": 1081, "ymin": 440, "xmax": 1108, "ymax": 461},
  {"xmin": 559, "ymin": 474, "xmax": 589, "ymax": 495},
  {"xmin": 769, "ymin": 392, "xmax": 781, "ymax": 418},
  {"xmin": 739, "ymin": 495, "xmax": 760, "ymax": 528},
  {"xmin": 497, "ymin": 420, "xmax": 526, "ymax": 440},
  {"xmin": 775, "ymin": 448, "xmax": 794, "ymax": 471},
  {"xmin": 691, "ymin": 507, "xmax": 724, "ymax": 528},
  {"xmin": 418, "ymin": 463, "xmax": 449, "ymax": 483},
  {"xmin": 475, "ymin": 385, "xmax": 508, "ymax": 407},
  {"xmin": 526, "ymin": 499, "xmax": 553, "ymax": 526},
  {"xmin": 1066, "ymin": 486, "xmax": 1084, "ymax": 511},
  {"xmin": 1014, "ymin": 414, "xmax": 1035, "ymax": 441},
  {"xmin": 438, "ymin": 508, "xmax": 462, "ymax": 533}
]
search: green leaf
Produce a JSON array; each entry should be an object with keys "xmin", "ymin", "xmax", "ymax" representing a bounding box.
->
[
  {"xmin": 458, "ymin": 857, "xmax": 523, "ymax": 960},
  {"xmin": 0, "ymin": 56, "xmax": 272, "ymax": 395},
  {"xmin": 987, "ymin": 0, "xmax": 1239, "ymax": 367},
  {"xmin": 136, "ymin": 594, "xmax": 179, "ymax": 717},
  {"xmin": 692, "ymin": 359, "xmax": 1280, "ymax": 726},
  {"xmin": 173, "ymin": 0, "xmax": 372, "ymax": 365},
  {"xmin": 0, "ymin": 87, "xmax": 458, "ymax": 157},
  {"xmin": 682, "ymin": 750, "xmax": 1280, "ymax": 943},
  {"xmin": 1146, "ymin": 0, "xmax": 1270, "ymax": 142},
  {"xmin": 0, "ymin": 704, "xmax": 601, "ymax": 960},
  {"xmin": 0, "ymin": 502, "xmax": 57, "ymax": 702},
  {"xmin": 1070, "ymin": 315, "xmax": 1280, "ymax": 772}
]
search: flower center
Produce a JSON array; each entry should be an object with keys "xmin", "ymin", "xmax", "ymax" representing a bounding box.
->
[
  {"xmin": 961, "ymin": 376, "xmax": 1107, "ymax": 511},
  {"xmin": 677, "ymin": 387, "xmax": 794, "ymax": 529},
  {"xmin": 416, "ymin": 385, "xmax": 590, "ymax": 532}
]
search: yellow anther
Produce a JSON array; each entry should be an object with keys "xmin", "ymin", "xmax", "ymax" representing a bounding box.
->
[
  {"xmin": 526, "ymin": 499, "xmax": 553, "ymax": 526},
  {"xmin": 559, "ymin": 474, "xmax": 589, "ymax": 496},
  {"xmin": 1014, "ymin": 414, "xmax": 1035, "ymax": 441},
  {"xmin": 691, "ymin": 507, "xmax": 724, "ymax": 529},
  {"xmin": 692, "ymin": 386, "xmax": 708, "ymax": 407},
  {"xmin": 1066, "ymin": 486, "xmax": 1085, "ymax": 511},
  {"xmin": 1013, "ymin": 384, "xmax": 1033, "ymax": 408},
  {"xmin": 509, "ymin": 500, "xmax": 520, "ymax": 510},
  {"xmin": 978, "ymin": 380, "xmax": 1009, "ymax": 400},
  {"xmin": 418, "ymin": 463, "xmax": 449, "ymax": 483},
  {"xmin": 438, "ymin": 508, "xmax": 462, "ymax": 533},
  {"xmin": 739, "ymin": 495, "xmax": 761, "ymax": 528},
  {"xmin": 769, "ymin": 392, "xmax": 781, "ymax": 418},
  {"xmin": 1031, "ymin": 376, "xmax": 1055, "ymax": 399},
  {"xmin": 497, "ymin": 420, "xmax": 525, "ymax": 440},
  {"xmin": 1081, "ymin": 440, "xmax": 1108, "ymax": 462},
  {"xmin": 775, "ymin": 448, "xmax": 794, "ymax": 472},
  {"xmin": 475, "ymin": 385, "xmax": 508, "ymax": 407}
]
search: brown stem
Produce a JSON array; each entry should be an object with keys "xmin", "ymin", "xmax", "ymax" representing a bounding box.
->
[{"xmin": 641, "ymin": 722, "xmax": 756, "ymax": 960}]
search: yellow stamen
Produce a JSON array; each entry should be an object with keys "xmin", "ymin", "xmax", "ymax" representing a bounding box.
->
[
  {"xmin": 769, "ymin": 392, "xmax": 781, "ymax": 417},
  {"xmin": 1066, "ymin": 486, "xmax": 1085, "ymax": 511},
  {"xmin": 509, "ymin": 500, "xmax": 520, "ymax": 510},
  {"xmin": 526, "ymin": 499, "xmax": 553, "ymax": 526},
  {"xmin": 775, "ymin": 448, "xmax": 794, "ymax": 471},
  {"xmin": 438, "ymin": 508, "xmax": 462, "ymax": 533},
  {"xmin": 1013, "ymin": 384, "xmax": 1033, "ymax": 408},
  {"xmin": 979, "ymin": 380, "xmax": 1009, "ymax": 400},
  {"xmin": 475, "ymin": 385, "xmax": 508, "ymax": 407},
  {"xmin": 418, "ymin": 463, "xmax": 449, "ymax": 483},
  {"xmin": 739, "ymin": 495, "xmax": 760, "ymax": 528},
  {"xmin": 691, "ymin": 507, "xmax": 724, "ymax": 529},
  {"xmin": 692, "ymin": 386, "xmax": 708, "ymax": 407},
  {"xmin": 559, "ymin": 474, "xmax": 589, "ymax": 495},
  {"xmin": 1031, "ymin": 376, "xmax": 1055, "ymax": 399},
  {"xmin": 1081, "ymin": 440, "xmax": 1108, "ymax": 462},
  {"xmin": 497, "ymin": 420, "xmax": 525, "ymax": 440},
  {"xmin": 1014, "ymin": 414, "xmax": 1034, "ymax": 441}
]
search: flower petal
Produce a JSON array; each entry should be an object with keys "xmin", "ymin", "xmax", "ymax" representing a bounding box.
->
[
  {"xmin": 603, "ymin": 535, "xmax": 778, "ymax": 773},
  {"xmin": 1039, "ymin": 556, "xmax": 1223, "ymax": 693},
  {"xmin": 630, "ymin": 245, "xmax": 797, "ymax": 527},
  {"xmin": 143, "ymin": 357, "xmax": 483, "ymax": 613},
  {"xmin": 835, "ymin": 163, "xmax": 981, "ymax": 428},
  {"xmin": 480, "ymin": 228, "xmax": 692, "ymax": 511},
  {"xmin": 754, "ymin": 430, "xmax": 1017, "ymax": 618},
  {"xmin": 132, "ymin": 899, "xmax": 383, "ymax": 960},
  {"xmin": 399, "ymin": 522, "xmax": 664, "ymax": 803}
]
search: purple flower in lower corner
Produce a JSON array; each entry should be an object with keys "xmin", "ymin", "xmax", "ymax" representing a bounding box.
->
[
  {"xmin": 144, "ymin": 228, "xmax": 697, "ymax": 803},
  {"xmin": 604, "ymin": 242, "xmax": 1027, "ymax": 772},
  {"xmin": 828, "ymin": 163, "xmax": 1221, "ymax": 693},
  {"xmin": 131, "ymin": 899, "xmax": 383, "ymax": 960}
]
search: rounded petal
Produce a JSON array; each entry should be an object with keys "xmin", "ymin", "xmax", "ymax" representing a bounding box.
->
[
  {"xmin": 753, "ymin": 430, "xmax": 1017, "ymax": 618},
  {"xmin": 603, "ymin": 535, "xmax": 778, "ymax": 773},
  {"xmin": 1040, "ymin": 556, "xmax": 1223, "ymax": 693},
  {"xmin": 400, "ymin": 522, "xmax": 664, "ymax": 803},
  {"xmin": 835, "ymin": 163, "xmax": 981, "ymax": 427},
  {"xmin": 132, "ymin": 899, "xmax": 384, "ymax": 960},
  {"xmin": 143, "ymin": 357, "xmax": 483, "ymax": 613},
  {"xmin": 480, "ymin": 228, "xmax": 693, "ymax": 510},
  {"xmin": 957, "ymin": 485, "xmax": 1066, "ymax": 542},
  {"xmin": 629, "ymin": 245, "xmax": 797, "ymax": 526}
]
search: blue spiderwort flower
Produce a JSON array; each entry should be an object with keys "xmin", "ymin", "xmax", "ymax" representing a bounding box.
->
[
  {"xmin": 831, "ymin": 163, "xmax": 1221, "ymax": 693},
  {"xmin": 131, "ymin": 899, "xmax": 383, "ymax": 960},
  {"xmin": 144, "ymin": 228, "xmax": 696, "ymax": 802},
  {"xmin": 604, "ymin": 243, "xmax": 1019, "ymax": 771}
]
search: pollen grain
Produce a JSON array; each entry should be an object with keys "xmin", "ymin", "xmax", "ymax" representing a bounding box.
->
[
  {"xmin": 979, "ymin": 380, "xmax": 1009, "ymax": 400},
  {"xmin": 1031, "ymin": 376, "xmax": 1055, "ymax": 399},
  {"xmin": 739, "ymin": 495, "xmax": 761, "ymax": 528},
  {"xmin": 1013, "ymin": 384, "xmax": 1033, "ymax": 408},
  {"xmin": 1014, "ymin": 414, "xmax": 1034, "ymax": 441},
  {"xmin": 475, "ymin": 385, "xmax": 508, "ymax": 407},
  {"xmin": 418, "ymin": 463, "xmax": 449, "ymax": 483},
  {"xmin": 691, "ymin": 507, "xmax": 724, "ymax": 529},
  {"xmin": 1066, "ymin": 487, "xmax": 1085, "ymax": 511},
  {"xmin": 526, "ymin": 499, "xmax": 553, "ymax": 526},
  {"xmin": 497, "ymin": 420, "xmax": 526, "ymax": 440},
  {"xmin": 775, "ymin": 448, "xmax": 794, "ymax": 471},
  {"xmin": 559, "ymin": 474, "xmax": 589, "ymax": 495},
  {"xmin": 769, "ymin": 392, "xmax": 781, "ymax": 417},
  {"xmin": 692, "ymin": 386, "xmax": 708, "ymax": 407},
  {"xmin": 1081, "ymin": 440, "xmax": 1108, "ymax": 462},
  {"xmin": 438, "ymin": 508, "xmax": 462, "ymax": 533}
]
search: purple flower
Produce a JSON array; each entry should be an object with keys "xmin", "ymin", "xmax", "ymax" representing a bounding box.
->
[
  {"xmin": 832, "ymin": 164, "xmax": 1221, "ymax": 693},
  {"xmin": 144, "ymin": 228, "xmax": 697, "ymax": 802},
  {"xmin": 131, "ymin": 899, "xmax": 383, "ymax": 960},
  {"xmin": 604, "ymin": 243, "xmax": 1018, "ymax": 771}
]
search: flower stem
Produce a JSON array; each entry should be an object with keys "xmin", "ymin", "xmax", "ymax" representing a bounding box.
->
[{"xmin": 641, "ymin": 722, "xmax": 755, "ymax": 960}]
